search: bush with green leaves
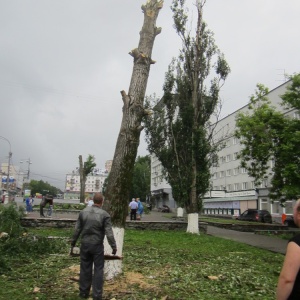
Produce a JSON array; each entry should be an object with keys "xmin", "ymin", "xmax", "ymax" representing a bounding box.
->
[
  {"xmin": 0, "ymin": 203, "xmax": 25, "ymax": 237},
  {"xmin": 0, "ymin": 204, "xmax": 69, "ymax": 273}
]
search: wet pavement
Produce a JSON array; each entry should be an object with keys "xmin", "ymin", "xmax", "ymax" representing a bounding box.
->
[{"xmin": 19, "ymin": 200, "xmax": 289, "ymax": 255}]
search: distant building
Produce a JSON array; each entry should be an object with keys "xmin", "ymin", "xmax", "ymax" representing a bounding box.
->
[
  {"xmin": 64, "ymin": 171, "xmax": 108, "ymax": 199},
  {"xmin": 150, "ymin": 79, "xmax": 297, "ymax": 219},
  {"xmin": 204, "ymin": 79, "xmax": 296, "ymax": 219},
  {"xmin": 105, "ymin": 160, "xmax": 113, "ymax": 173},
  {"xmin": 150, "ymin": 155, "xmax": 176, "ymax": 210},
  {"xmin": 1, "ymin": 163, "xmax": 24, "ymax": 192}
]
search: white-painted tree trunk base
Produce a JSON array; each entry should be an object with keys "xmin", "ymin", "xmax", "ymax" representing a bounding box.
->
[
  {"xmin": 177, "ymin": 207, "xmax": 184, "ymax": 217},
  {"xmin": 104, "ymin": 227, "xmax": 124, "ymax": 280},
  {"xmin": 186, "ymin": 213, "xmax": 199, "ymax": 234}
]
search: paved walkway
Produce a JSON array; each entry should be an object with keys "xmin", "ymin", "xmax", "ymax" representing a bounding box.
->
[
  {"xmin": 23, "ymin": 207, "xmax": 289, "ymax": 254},
  {"xmin": 207, "ymin": 225, "xmax": 288, "ymax": 255}
]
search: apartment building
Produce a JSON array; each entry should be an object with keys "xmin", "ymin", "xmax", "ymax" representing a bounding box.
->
[
  {"xmin": 204, "ymin": 80, "xmax": 295, "ymax": 217},
  {"xmin": 150, "ymin": 79, "xmax": 297, "ymax": 218},
  {"xmin": 150, "ymin": 155, "xmax": 176, "ymax": 210},
  {"xmin": 64, "ymin": 171, "xmax": 108, "ymax": 199},
  {"xmin": 1, "ymin": 163, "xmax": 24, "ymax": 192}
]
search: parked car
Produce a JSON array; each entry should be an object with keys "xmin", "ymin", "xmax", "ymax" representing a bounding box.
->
[
  {"xmin": 237, "ymin": 209, "xmax": 272, "ymax": 223},
  {"xmin": 158, "ymin": 205, "xmax": 170, "ymax": 213},
  {"xmin": 283, "ymin": 215, "xmax": 296, "ymax": 227}
]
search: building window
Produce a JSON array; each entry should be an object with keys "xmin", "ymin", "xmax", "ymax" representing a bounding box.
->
[
  {"xmin": 220, "ymin": 171, "xmax": 225, "ymax": 178},
  {"xmin": 233, "ymin": 152, "xmax": 238, "ymax": 160},
  {"xmin": 226, "ymin": 154, "xmax": 231, "ymax": 162},
  {"xmin": 272, "ymin": 201, "xmax": 280, "ymax": 214},
  {"xmin": 293, "ymin": 112, "xmax": 300, "ymax": 119},
  {"xmin": 260, "ymin": 199, "xmax": 268, "ymax": 210},
  {"xmin": 233, "ymin": 168, "xmax": 239, "ymax": 175},
  {"xmin": 226, "ymin": 169, "xmax": 231, "ymax": 177},
  {"xmin": 242, "ymin": 182, "xmax": 247, "ymax": 190},
  {"xmin": 234, "ymin": 183, "xmax": 239, "ymax": 191},
  {"xmin": 284, "ymin": 201, "xmax": 293, "ymax": 214},
  {"xmin": 226, "ymin": 139, "xmax": 231, "ymax": 147},
  {"xmin": 227, "ymin": 184, "xmax": 232, "ymax": 191},
  {"xmin": 233, "ymin": 137, "xmax": 238, "ymax": 145},
  {"xmin": 241, "ymin": 168, "xmax": 247, "ymax": 174}
]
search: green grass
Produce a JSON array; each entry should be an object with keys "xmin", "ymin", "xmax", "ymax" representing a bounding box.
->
[{"xmin": 0, "ymin": 229, "xmax": 283, "ymax": 300}]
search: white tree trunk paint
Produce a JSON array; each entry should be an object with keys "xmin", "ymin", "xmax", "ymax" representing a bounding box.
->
[
  {"xmin": 103, "ymin": 227, "xmax": 124, "ymax": 280},
  {"xmin": 186, "ymin": 213, "xmax": 199, "ymax": 234},
  {"xmin": 177, "ymin": 207, "xmax": 184, "ymax": 217}
]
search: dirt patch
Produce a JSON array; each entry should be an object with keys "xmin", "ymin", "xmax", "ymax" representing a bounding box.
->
[{"xmin": 61, "ymin": 264, "xmax": 158, "ymax": 298}]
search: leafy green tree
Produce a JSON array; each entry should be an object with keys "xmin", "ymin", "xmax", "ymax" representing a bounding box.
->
[
  {"xmin": 130, "ymin": 155, "xmax": 151, "ymax": 201},
  {"xmin": 29, "ymin": 180, "xmax": 60, "ymax": 197},
  {"xmin": 144, "ymin": 0, "xmax": 230, "ymax": 233},
  {"xmin": 235, "ymin": 74, "xmax": 300, "ymax": 202},
  {"xmin": 79, "ymin": 154, "xmax": 96, "ymax": 203}
]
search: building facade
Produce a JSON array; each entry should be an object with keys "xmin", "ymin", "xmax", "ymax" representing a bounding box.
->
[
  {"xmin": 150, "ymin": 79, "xmax": 297, "ymax": 219},
  {"xmin": 204, "ymin": 80, "xmax": 296, "ymax": 219},
  {"xmin": 64, "ymin": 172, "xmax": 108, "ymax": 199},
  {"xmin": 150, "ymin": 155, "xmax": 176, "ymax": 210},
  {"xmin": 1, "ymin": 163, "xmax": 24, "ymax": 193}
]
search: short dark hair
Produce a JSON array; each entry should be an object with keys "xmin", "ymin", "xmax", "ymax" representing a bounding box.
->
[{"xmin": 93, "ymin": 193, "xmax": 104, "ymax": 204}]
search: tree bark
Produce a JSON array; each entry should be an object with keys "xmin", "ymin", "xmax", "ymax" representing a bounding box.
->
[{"xmin": 103, "ymin": 0, "xmax": 163, "ymax": 228}]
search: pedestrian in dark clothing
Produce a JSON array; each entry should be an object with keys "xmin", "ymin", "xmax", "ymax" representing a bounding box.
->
[
  {"xmin": 40, "ymin": 194, "xmax": 53, "ymax": 217},
  {"xmin": 71, "ymin": 193, "xmax": 117, "ymax": 300},
  {"xmin": 129, "ymin": 198, "xmax": 138, "ymax": 220}
]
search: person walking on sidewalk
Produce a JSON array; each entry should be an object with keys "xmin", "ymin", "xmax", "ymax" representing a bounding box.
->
[
  {"xmin": 71, "ymin": 193, "xmax": 117, "ymax": 300},
  {"xmin": 129, "ymin": 198, "xmax": 138, "ymax": 220},
  {"xmin": 137, "ymin": 198, "xmax": 144, "ymax": 220},
  {"xmin": 277, "ymin": 198, "xmax": 300, "ymax": 300}
]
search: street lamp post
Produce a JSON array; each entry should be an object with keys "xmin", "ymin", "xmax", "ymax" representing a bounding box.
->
[
  {"xmin": 0, "ymin": 136, "xmax": 12, "ymax": 198},
  {"xmin": 20, "ymin": 158, "xmax": 32, "ymax": 193}
]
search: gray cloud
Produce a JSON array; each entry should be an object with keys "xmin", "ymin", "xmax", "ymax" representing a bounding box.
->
[{"xmin": 0, "ymin": 0, "xmax": 299, "ymax": 189}]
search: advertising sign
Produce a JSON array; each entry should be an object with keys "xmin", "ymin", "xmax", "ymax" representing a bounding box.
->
[{"xmin": 24, "ymin": 189, "xmax": 31, "ymax": 197}]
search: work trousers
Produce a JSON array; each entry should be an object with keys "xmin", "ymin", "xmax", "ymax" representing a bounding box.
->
[
  {"xmin": 80, "ymin": 243, "xmax": 104, "ymax": 300},
  {"xmin": 130, "ymin": 209, "xmax": 137, "ymax": 220}
]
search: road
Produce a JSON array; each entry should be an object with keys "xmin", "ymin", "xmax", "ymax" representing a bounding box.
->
[{"xmin": 14, "ymin": 196, "xmax": 81, "ymax": 206}]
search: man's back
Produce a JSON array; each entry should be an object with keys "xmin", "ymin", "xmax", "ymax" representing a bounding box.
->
[{"xmin": 72, "ymin": 205, "xmax": 116, "ymax": 248}]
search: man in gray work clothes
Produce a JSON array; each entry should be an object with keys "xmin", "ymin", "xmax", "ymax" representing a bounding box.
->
[{"xmin": 71, "ymin": 193, "xmax": 117, "ymax": 300}]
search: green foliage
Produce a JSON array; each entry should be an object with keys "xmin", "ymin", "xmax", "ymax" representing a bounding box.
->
[
  {"xmin": 235, "ymin": 74, "xmax": 300, "ymax": 202},
  {"xmin": 79, "ymin": 154, "xmax": 97, "ymax": 203},
  {"xmin": 29, "ymin": 179, "xmax": 61, "ymax": 197},
  {"xmin": 83, "ymin": 154, "xmax": 97, "ymax": 177},
  {"xmin": 0, "ymin": 204, "xmax": 25, "ymax": 237},
  {"xmin": 144, "ymin": 0, "xmax": 230, "ymax": 213},
  {"xmin": 130, "ymin": 155, "xmax": 151, "ymax": 201},
  {"xmin": 0, "ymin": 205, "xmax": 69, "ymax": 274},
  {"xmin": 0, "ymin": 228, "xmax": 283, "ymax": 299}
]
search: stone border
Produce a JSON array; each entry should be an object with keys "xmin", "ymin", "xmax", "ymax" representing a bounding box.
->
[
  {"xmin": 205, "ymin": 221, "xmax": 288, "ymax": 232},
  {"xmin": 20, "ymin": 217, "xmax": 208, "ymax": 233}
]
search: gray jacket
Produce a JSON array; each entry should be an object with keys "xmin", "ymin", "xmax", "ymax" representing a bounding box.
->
[{"xmin": 71, "ymin": 205, "xmax": 116, "ymax": 250}]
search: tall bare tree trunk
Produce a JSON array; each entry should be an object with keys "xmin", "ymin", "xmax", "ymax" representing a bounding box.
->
[
  {"xmin": 104, "ymin": 0, "xmax": 163, "ymax": 227},
  {"xmin": 102, "ymin": 0, "xmax": 163, "ymax": 280}
]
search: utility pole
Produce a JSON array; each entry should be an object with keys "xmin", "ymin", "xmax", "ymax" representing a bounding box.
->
[{"xmin": 0, "ymin": 136, "xmax": 12, "ymax": 199}]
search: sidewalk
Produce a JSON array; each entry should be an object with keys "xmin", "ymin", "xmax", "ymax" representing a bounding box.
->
[
  {"xmin": 207, "ymin": 225, "xmax": 288, "ymax": 254},
  {"xmin": 23, "ymin": 208, "xmax": 289, "ymax": 254}
]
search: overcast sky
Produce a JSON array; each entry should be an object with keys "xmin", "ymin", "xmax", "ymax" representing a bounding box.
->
[{"xmin": 0, "ymin": 0, "xmax": 299, "ymax": 190}]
